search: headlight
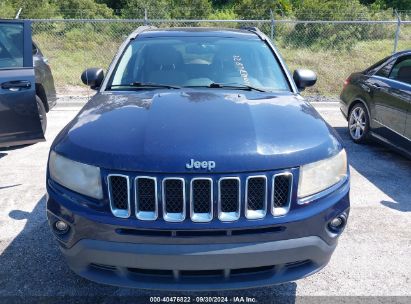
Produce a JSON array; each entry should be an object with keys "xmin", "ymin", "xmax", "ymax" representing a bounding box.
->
[
  {"xmin": 298, "ymin": 149, "xmax": 347, "ymax": 199},
  {"xmin": 49, "ymin": 151, "xmax": 103, "ymax": 199}
]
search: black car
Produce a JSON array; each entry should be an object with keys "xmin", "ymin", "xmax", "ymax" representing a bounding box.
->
[
  {"xmin": 0, "ymin": 19, "xmax": 56, "ymax": 148},
  {"xmin": 32, "ymin": 41, "xmax": 57, "ymax": 132},
  {"xmin": 340, "ymin": 50, "xmax": 411, "ymax": 157}
]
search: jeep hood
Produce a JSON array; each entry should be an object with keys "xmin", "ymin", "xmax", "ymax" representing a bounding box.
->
[{"xmin": 53, "ymin": 90, "xmax": 342, "ymax": 173}]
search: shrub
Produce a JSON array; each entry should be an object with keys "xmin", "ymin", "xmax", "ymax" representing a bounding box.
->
[
  {"xmin": 58, "ymin": 0, "xmax": 115, "ymax": 19},
  {"xmin": 284, "ymin": 0, "xmax": 379, "ymax": 50},
  {"xmin": 0, "ymin": 2, "xmax": 17, "ymax": 19}
]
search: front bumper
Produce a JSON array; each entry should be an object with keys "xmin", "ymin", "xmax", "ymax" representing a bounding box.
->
[
  {"xmin": 60, "ymin": 236, "xmax": 335, "ymax": 290},
  {"xmin": 47, "ymin": 177, "xmax": 349, "ymax": 290}
]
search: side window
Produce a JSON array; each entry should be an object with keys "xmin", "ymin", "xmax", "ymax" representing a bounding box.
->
[
  {"xmin": 375, "ymin": 59, "xmax": 395, "ymax": 78},
  {"xmin": 389, "ymin": 56, "xmax": 411, "ymax": 85},
  {"xmin": 0, "ymin": 23, "xmax": 24, "ymax": 68}
]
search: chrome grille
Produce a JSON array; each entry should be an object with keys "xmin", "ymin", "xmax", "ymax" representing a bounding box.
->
[
  {"xmin": 245, "ymin": 176, "xmax": 267, "ymax": 219},
  {"xmin": 162, "ymin": 178, "xmax": 185, "ymax": 222},
  {"xmin": 272, "ymin": 173, "xmax": 293, "ymax": 216},
  {"xmin": 135, "ymin": 177, "xmax": 157, "ymax": 220},
  {"xmin": 107, "ymin": 175, "xmax": 130, "ymax": 218},
  {"xmin": 190, "ymin": 178, "xmax": 213, "ymax": 222},
  {"xmin": 218, "ymin": 177, "xmax": 240, "ymax": 221},
  {"xmin": 107, "ymin": 171, "xmax": 293, "ymax": 221}
]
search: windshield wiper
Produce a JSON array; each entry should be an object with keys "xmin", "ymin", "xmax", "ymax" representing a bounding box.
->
[
  {"xmin": 110, "ymin": 82, "xmax": 181, "ymax": 90},
  {"xmin": 206, "ymin": 83, "xmax": 267, "ymax": 92}
]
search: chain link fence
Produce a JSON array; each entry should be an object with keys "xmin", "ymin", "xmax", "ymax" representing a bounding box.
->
[{"xmin": 31, "ymin": 17, "xmax": 411, "ymax": 97}]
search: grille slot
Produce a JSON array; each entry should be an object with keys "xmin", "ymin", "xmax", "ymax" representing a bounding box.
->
[
  {"xmin": 90, "ymin": 263, "xmax": 117, "ymax": 272},
  {"xmin": 231, "ymin": 265, "xmax": 275, "ymax": 276},
  {"xmin": 245, "ymin": 176, "xmax": 267, "ymax": 219},
  {"xmin": 135, "ymin": 177, "xmax": 157, "ymax": 220},
  {"xmin": 162, "ymin": 178, "xmax": 186, "ymax": 222},
  {"xmin": 128, "ymin": 268, "xmax": 173, "ymax": 277},
  {"xmin": 218, "ymin": 177, "xmax": 241, "ymax": 221},
  {"xmin": 190, "ymin": 178, "xmax": 213, "ymax": 222},
  {"xmin": 108, "ymin": 175, "xmax": 130, "ymax": 218},
  {"xmin": 272, "ymin": 173, "xmax": 293, "ymax": 216},
  {"xmin": 231, "ymin": 226, "xmax": 285, "ymax": 235},
  {"xmin": 180, "ymin": 269, "xmax": 223, "ymax": 277}
]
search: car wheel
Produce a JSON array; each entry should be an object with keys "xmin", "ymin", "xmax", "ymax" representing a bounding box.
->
[
  {"xmin": 36, "ymin": 95, "xmax": 47, "ymax": 134},
  {"xmin": 348, "ymin": 103, "xmax": 369, "ymax": 143}
]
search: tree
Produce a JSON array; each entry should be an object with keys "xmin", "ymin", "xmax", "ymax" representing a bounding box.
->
[
  {"xmin": 234, "ymin": 0, "xmax": 292, "ymax": 19},
  {"xmin": 375, "ymin": 0, "xmax": 411, "ymax": 10},
  {"xmin": 169, "ymin": 0, "xmax": 213, "ymax": 19},
  {"xmin": 122, "ymin": 0, "xmax": 170, "ymax": 19},
  {"xmin": 9, "ymin": 0, "xmax": 59, "ymax": 19},
  {"xmin": 286, "ymin": 0, "xmax": 375, "ymax": 50},
  {"xmin": 5, "ymin": 0, "xmax": 114, "ymax": 19},
  {"xmin": 96, "ymin": 0, "xmax": 128, "ymax": 11},
  {"xmin": 211, "ymin": 0, "xmax": 236, "ymax": 9},
  {"xmin": 293, "ymin": 0, "xmax": 369, "ymax": 20},
  {"xmin": 58, "ymin": 0, "xmax": 114, "ymax": 19},
  {"xmin": 0, "ymin": 1, "xmax": 17, "ymax": 19},
  {"xmin": 122, "ymin": 0, "xmax": 212, "ymax": 19}
]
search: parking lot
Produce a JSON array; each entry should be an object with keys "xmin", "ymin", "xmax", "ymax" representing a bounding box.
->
[{"xmin": 0, "ymin": 100, "xmax": 410, "ymax": 303}]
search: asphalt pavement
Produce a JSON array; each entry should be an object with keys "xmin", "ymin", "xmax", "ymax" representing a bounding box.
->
[{"xmin": 0, "ymin": 100, "xmax": 410, "ymax": 303}]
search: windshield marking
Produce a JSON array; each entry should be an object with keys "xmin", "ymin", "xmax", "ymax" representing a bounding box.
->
[{"xmin": 233, "ymin": 55, "xmax": 251, "ymax": 86}]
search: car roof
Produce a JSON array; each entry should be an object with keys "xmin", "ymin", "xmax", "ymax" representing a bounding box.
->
[
  {"xmin": 137, "ymin": 27, "xmax": 261, "ymax": 40},
  {"xmin": 394, "ymin": 50, "xmax": 411, "ymax": 57}
]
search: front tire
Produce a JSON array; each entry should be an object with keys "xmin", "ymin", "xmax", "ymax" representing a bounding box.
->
[
  {"xmin": 348, "ymin": 103, "xmax": 369, "ymax": 144},
  {"xmin": 36, "ymin": 95, "xmax": 47, "ymax": 134}
]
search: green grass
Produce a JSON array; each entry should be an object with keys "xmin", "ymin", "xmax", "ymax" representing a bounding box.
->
[{"xmin": 34, "ymin": 31, "xmax": 121, "ymax": 93}]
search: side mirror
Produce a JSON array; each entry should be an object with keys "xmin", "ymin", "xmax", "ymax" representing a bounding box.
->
[
  {"xmin": 81, "ymin": 68, "xmax": 104, "ymax": 90},
  {"xmin": 293, "ymin": 69, "xmax": 317, "ymax": 91}
]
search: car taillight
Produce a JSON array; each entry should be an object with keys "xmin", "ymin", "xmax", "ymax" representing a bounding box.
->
[{"xmin": 343, "ymin": 77, "xmax": 350, "ymax": 89}]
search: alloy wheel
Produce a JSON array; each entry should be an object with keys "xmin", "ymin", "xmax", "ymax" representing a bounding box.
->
[{"xmin": 349, "ymin": 106, "xmax": 366, "ymax": 140}]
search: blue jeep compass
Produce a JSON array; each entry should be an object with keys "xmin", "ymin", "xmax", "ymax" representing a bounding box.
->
[{"xmin": 46, "ymin": 27, "xmax": 350, "ymax": 290}]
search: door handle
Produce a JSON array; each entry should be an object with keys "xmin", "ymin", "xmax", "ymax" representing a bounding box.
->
[
  {"xmin": 361, "ymin": 84, "xmax": 371, "ymax": 92},
  {"xmin": 1, "ymin": 80, "xmax": 31, "ymax": 91},
  {"xmin": 370, "ymin": 83, "xmax": 381, "ymax": 90}
]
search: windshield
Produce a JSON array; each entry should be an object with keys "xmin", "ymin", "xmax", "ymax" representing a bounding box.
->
[{"xmin": 108, "ymin": 36, "xmax": 290, "ymax": 92}]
